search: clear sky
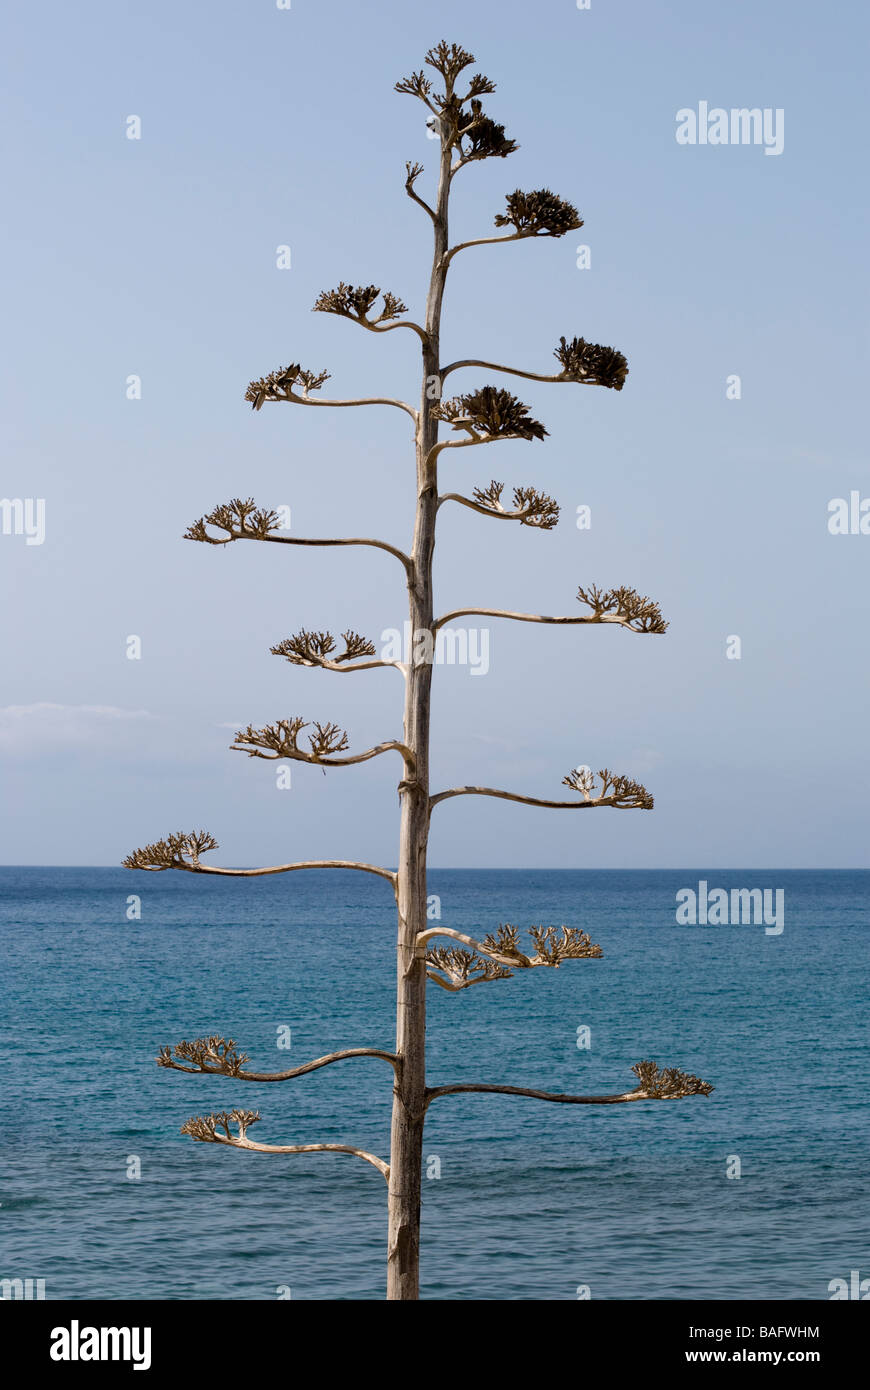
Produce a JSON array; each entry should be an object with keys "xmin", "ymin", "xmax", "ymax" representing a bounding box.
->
[{"xmin": 1, "ymin": 0, "xmax": 868, "ymax": 868}]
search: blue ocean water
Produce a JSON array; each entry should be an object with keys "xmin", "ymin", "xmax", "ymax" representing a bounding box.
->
[{"xmin": 0, "ymin": 867, "xmax": 866, "ymax": 1301}]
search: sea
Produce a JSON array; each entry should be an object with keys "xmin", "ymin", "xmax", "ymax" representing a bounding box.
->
[{"xmin": 0, "ymin": 867, "xmax": 866, "ymax": 1301}]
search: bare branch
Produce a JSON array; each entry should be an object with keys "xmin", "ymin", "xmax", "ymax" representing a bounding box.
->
[
  {"xmin": 230, "ymin": 717, "xmax": 415, "ymax": 773},
  {"xmin": 245, "ymin": 363, "xmax": 417, "ymax": 421},
  {"xmin": 180, "ymin": 1110, "xmax": 389, "ymax": 1181},
  {"xmin": 404, "ymin": 160, "xmax": 436, "ymax": 221},
  {"xmin": 439, "ymin": 480, "xmax": 559, "ymax": 529},
  {"xmin": 426, "ymin": 1061, "xmax": 714, "ymax": 1110},
  {"xmin": 158, "ymin": 1037, "xmax": 399, "ymax": 1080},
  {"xmin": 123, "ymin": 833, "xmax": 396, "ymax": 884}
]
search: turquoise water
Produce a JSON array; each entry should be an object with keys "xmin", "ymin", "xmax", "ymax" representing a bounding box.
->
[{"xmin": 0, "ymin": 868, "xmax": 866, "ymax": 1300}]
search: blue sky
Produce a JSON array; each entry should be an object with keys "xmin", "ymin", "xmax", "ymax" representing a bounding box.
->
[{"xmin": 1, "ymin": 0, "xmax": 867, "ymax": 867}]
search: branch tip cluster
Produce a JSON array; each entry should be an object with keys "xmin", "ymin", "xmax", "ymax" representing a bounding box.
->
[
  {"xmin": 158, "ymin": 1036, "xmax": 248, "ymax": 1076},
  {"xmin": 314, "ymin": 282, "xmax": 409, "ymax": 326},
  {"xmin": 631, "ymin": 1061, "xmax": 714, "ymax": 1099},
  {"xmin": 185, "ymin": 496, "xmax": 282, "ymax": 545},
  {"xmin": 270, "ymin": 629, "xmax": 377, "ymax": 668},
  {"xmin": 123, "ymin": 830, "xmax": 218, "ymax": 872},
  {"xmin": 181, "ymin": 1109, "xmax": 261, "ymax": 1143},
  {"xmin": 245, "ymin": 363, "xmax": 330, "ymax": 411},
  {"xmin": 577, "ymin": 584, "xmax": 668, "ymax": 634},
  {"xmin": 494, "ymin": 188, "xmax": 583, "ymax": 239},
  {"xmin": 231, "ymin": 716, "xmax": 350, "ymax": 763},
  {"xmin": 396, "ymin": 43, "xmax": 515, "ymax": 171},
  {"xmin": 426, "ymin": 923, "xmax": 602, "ymax": 991},
  {"xmin": 471, "ymin": 479, "xmax": 560, "ymax": 528},
  {"xmin": 554, "ymin": 336, "xmax": 628, "ymax": 391},
  {"xmin": 562, "ymin": 767, "xmax": 654, "ymax": 810},
  {"xmin": 433, "ymin": 385, "xmax": 547, "ymax": 443}
]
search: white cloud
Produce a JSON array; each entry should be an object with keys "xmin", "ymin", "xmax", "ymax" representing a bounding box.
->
[{"xmin": 0, "ymin": 703, "xmax": 154, "ymax": 754}]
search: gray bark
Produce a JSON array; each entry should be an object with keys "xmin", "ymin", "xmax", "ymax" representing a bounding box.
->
[{"xmin": 385, "ymin": 136, "xmax": 452, "ymax": 1301}]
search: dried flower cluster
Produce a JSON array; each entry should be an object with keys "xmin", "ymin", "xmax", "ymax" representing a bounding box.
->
[
  {"xmin": 396, "ymin": 43, "xmax": 516, "ymax": 165},
  {"xmin": 426, "ymin": 946, "xmax": 513, "ymax": 990},
  {"xmin": 577, "ymin": 584, "xmax": 668, "ymax": 634},
  {"xmin": 270, "ymin": 629, "xmax": 376, "ymax": 667},
  {"xmin": 494, "ymin": 189, "xmax": 583, "ymax": 238},
  {"xmin": 562, "ymin": 767, "xmax": 654, "ymax": 810},
  {"xmin": 122, "ymin": 830, "xmax": 218, "ymax": 872},
  {"xmin": 630, "ymin": 1061, "xmax": 714, "ymax": 1099},
  {"xmin": 472, "ymin": 479, "xmax": 560, "ymax": 528},
  {"xmin": 185, "ymin": 497, "xmax": 281, "ymax": 545},
  {"xmin": 158, "ymin": 1036, "xmax": 249, "ymax": 1076},
  {"xmin": 456, "ymin": 101, "xmax": 518, "ymax": 162},
  {"xmin": 433, "ymin": 386, "xmax": 548, "ymax": 442},
  {"xmin": 245, "ymin": 364, "xmax": 330, "ymax": 410},
  {"xmin": 181, "ymin": 1109, "xmax": 261, "ymax": 1143},
  {"xmin": 554, "ymin": 336, "xmax": 628, "ymax": 391},
  {"xmin": 427, "ymin": 923, "xmax": 602, "ymax": 990},
  {"xmin": 231, "ymin": 716, "xmax": 351, "ymax": 762},
  {"xmin": 314, "ymin": 283, "xmax": 408, "ymax": 325}
]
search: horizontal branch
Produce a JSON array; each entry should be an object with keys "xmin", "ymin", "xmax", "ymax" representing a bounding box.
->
[
  {"xmin": 185, "ymin": 502, "xmax": 413, "ymax": 575},
  {"xmin": 123, "ymin": 833, "xmax": 397, "ymax": 883},
  {"xmin": 426, "ymin": 1084, "xmax": 647, "ymax": 1107},
  {"xmin": 158, "ymin": 1038, "xmax": 399, "ymax": 1081},
  {"xmin": 432, "ymin": 608, "xmax": 646, "ymax": 633},
  {"xmin": 434, "ymin": 589, "xmax": 666, "ymax": 637},
  {"xmin": 246, "ymin": 534, "xmax": 414, "ymax": 575},
  {"xmin": 441, "ymin": 339, "xmax": 628, "ymax": 393},
  {"xmin": 439, "ymin": 358, "xmax": 583, "ymax": 386},
  {"xmin": 426, "ymin": 1062, "xmax": 713, "ymax": 1110},
  {"xmin": 231, "ymin": 730, "xmax": 415, "ymax": 774},
  {"xmin": 429, "ymin": 787, "xmax": 646, "ymax": 812},
  {"xmin": 180, "ymin": 859, "xmax": 397, "ymax": 882},
  {"xmin": 442, "ymin": 357, "xmax": 568, "ymax": 385},
  {"xmin": 282, "ymin": 388, "xmax": 418, "ymax": 421},
  {"xmin": 303, "ymin": 656, "xmax": 406, "ymax": 676},
  {"xmin": 180, "ymin": 1109, "xmax": 389, "ymax": 1181},
  {"xmin": 443, "ymin": 230, "xmax": 528, "ymax": 264},
  {"xmin": 245, "ymin": 364, "xmax": 417, "ymax": 422},
  {"xmin": 230, "ymin": 1139, "xmax": 390, "ymax": 1181}
]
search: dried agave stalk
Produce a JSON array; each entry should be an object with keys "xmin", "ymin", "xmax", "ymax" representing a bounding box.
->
[{"xmin": 125, "ymin": 38, "xmax": 711, "ymax": 1304}]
